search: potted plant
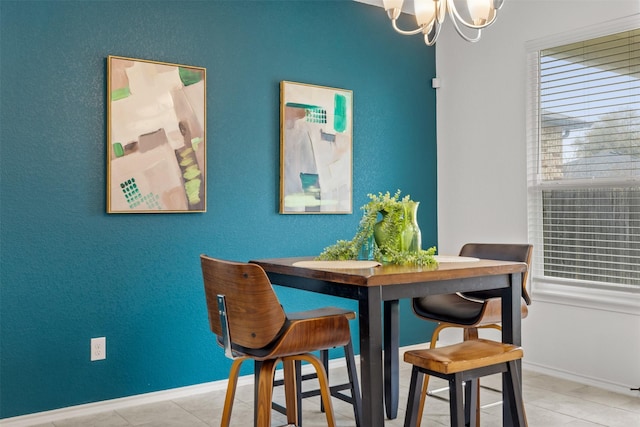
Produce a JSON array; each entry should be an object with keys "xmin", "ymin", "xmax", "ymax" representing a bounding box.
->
[{"xmin": 318, "ymin": 190, "xmax": 437, "ymax": 266}]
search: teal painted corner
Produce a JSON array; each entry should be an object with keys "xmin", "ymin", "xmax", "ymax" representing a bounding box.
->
[{"xmin": 0, "ymin": 0, "xmax": 437, "ymax": 419}]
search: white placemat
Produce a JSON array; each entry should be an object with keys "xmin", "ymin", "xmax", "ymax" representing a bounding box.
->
[
  {"xmin": 293, "ymin": 260, "xmax": 381, "ymax": 269},
  {"xmin": 433, "ymin": 255, "xmax": 480, "ymax": 263}
]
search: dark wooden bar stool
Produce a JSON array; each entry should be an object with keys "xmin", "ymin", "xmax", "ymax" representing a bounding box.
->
[
  {"xmin": 411, "ymin": 243, "xmax": 532, "ymax": 426},
  {"xmin": 403, "ymin": 339, "xmax": 527, "ymax": 427},
  {"xmin": 200, "ymin": 255, "xmax": 362, "ymax": 427}
]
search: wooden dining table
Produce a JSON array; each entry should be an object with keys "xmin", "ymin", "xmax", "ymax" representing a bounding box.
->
[{"xmin": 249, "ymin": 256, "xmax": 528, "ymax": 427}]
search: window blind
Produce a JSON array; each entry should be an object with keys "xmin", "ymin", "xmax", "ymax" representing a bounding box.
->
[{"xmin": 527, "ymin": 27, "xmax": 640, "ymax": 289}]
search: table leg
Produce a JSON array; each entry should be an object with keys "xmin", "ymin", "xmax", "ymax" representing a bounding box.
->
[
  {"xmin": 502, "ymin": 272, "xmax": 522, "ymax": 427},
  {"xmin": 383, "ymin": 300, "xmax": 399, "ymax": 419},
  {"xmin": 358, "ymin": 288, "xmax": 385, "ymax": 427}
]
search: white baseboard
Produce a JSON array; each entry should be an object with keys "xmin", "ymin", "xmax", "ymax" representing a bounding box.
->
[
  {"xmin": 0, "ymin": 358, "xmax": 350, "ymax": 427},
  {"xmin": 522, "ymin": 360, "xmax": 639, "ymax": 397},
  {"xmin": 0, "ymin": 378, "xmax": 242, "ymax": 427}
]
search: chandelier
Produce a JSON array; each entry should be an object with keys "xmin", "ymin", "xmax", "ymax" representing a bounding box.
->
[{"xmin": 382, "ymin": 0, "xmax": 505, "ymax": 46}]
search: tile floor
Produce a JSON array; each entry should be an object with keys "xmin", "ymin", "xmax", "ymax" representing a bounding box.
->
[{"xmin": 28, "ymin": 362, "xmax": 640, "ymax": 427}]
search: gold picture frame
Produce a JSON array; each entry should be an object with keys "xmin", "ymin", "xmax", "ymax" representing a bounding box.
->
[
  {"xmin": 107, "ymin": 55, "xmax": 206, "ymax": 213},
  {"xmin": 280, "ymin": 81, "xmax": 353, "ymax": 214}
]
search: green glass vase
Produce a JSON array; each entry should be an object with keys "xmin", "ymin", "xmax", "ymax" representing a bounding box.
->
[
  {"xmin": 400, "ymin": 201, "xmax": 422, "ymax": 252},
  {"xmin": 373, "ymin": 210, "xmax": 391, "ymax": 251}
]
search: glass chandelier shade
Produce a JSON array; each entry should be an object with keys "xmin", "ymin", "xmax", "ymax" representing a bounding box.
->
[{"xmin": 382, "ymin": 0, "xmax": 505, "ymax": 46}]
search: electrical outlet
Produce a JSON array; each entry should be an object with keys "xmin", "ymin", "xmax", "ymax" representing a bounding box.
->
[{"xmin": 91, "ymin": 337, "xmax": 106, "ymax": 361}]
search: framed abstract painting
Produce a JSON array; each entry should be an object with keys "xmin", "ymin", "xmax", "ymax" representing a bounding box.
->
[
  {"xmin": 280, "ymin": 81, "xmax": 353, "ymax": 214},
  {"xmin": 107, "ymin": 56, "xmax": 206, "ymax": 213}
]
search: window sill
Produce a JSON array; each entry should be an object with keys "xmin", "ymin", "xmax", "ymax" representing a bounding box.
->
[{"xmin": 531, "ymin": 278, "xmax": 640, "ymax": 316}]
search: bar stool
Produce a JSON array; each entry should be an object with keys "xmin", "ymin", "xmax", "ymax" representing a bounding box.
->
[
  {"xmin": 411, "ymin": 243, "xmax": 532, "ymax": 426},
  {"xmin": 403, "ymin": 339, "xmax": 527, "ymax": 427},
  {"xmin": 200, "ymin": 255, "xmax": 362, "ymax": 427}
]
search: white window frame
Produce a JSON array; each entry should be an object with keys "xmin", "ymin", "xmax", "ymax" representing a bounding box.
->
[{"xmin": 526, "ymin": 15, "xmax": 640, "ymax": 316}]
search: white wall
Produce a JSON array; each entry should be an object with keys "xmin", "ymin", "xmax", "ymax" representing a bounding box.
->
[{"xmin": 436, "ymin": 0, "xmax": 640, "ymax": 395}]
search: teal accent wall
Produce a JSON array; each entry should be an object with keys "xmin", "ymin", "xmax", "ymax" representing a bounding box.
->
[{"xmin": 0, "ymin": 0, "xmax": 437, "ymax": 418}]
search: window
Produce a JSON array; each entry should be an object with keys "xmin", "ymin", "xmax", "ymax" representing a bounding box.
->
[{"xmin": 527, "ymin": 20, "xmax": 639, "ymax": 295}]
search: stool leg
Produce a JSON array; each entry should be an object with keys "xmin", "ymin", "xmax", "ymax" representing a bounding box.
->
[
  {"xmin": 298, "ymin": 354, "xmax": 337, "ymax": 427},
  {"xmin": 416, "ymin": 367, "xmax": 431, "ymax": 427},
  {"xmin": 505, "ymin": 360, "xmax": 527, "ymax": 426},
  {"xmin": 221, "ymin": 357, "xmax": 248, "ymax": 427},
  {"xmin": 283, "ymin": 359, "xmax": 300, "ymax": 427},
  {"xmin": 295, "ymin": 360, "xmax": 303, "ymax": 426},
  {"xmin": 255, "ymin": 359, "xmax": 278, "ymax": 427},
  {"xmin": 449, "ymin": 374, "xmax": 465, "ymax": 427},
  {"xmin": 416, "ymin": 323, "xmax": 447, "ymax": 427},
  {"xmin": 344, "ymin": 340, "xmax": 363, "ymax": 427},
  {"xmin": 465, "ymin": 378, "xmax": 479, "ymax": 427},
  {"xmin": 475, "ymin": 379, "xmax": 481, "ymax": 427},
  {"xmin": 463, "ymin": 328, "xmax": 481, "ymax": 427},
  {"xmin": 320, "ymin": 349, "xmax": 329, "ymax": 413},
  {"xmin": 404, "ymin": 366, "xmax": 424, "ymax": 427}
]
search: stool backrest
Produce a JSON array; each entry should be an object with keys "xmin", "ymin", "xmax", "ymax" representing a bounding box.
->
[
  {"xmin": 459, "ymin": 243, "xmax": 533, "ymax": 305},
  {"xmin": 201, "ymin": 255, "xmax": 287, "ymax": 349}
]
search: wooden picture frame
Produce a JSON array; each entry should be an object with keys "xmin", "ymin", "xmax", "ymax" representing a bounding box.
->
[
  {"xmin": 280, "ymin": 81, "xmax": 353, "ymax": 214},
  {"xmin": 107, "ymin": 56, "xmax": 206, "ymax": 213}
]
